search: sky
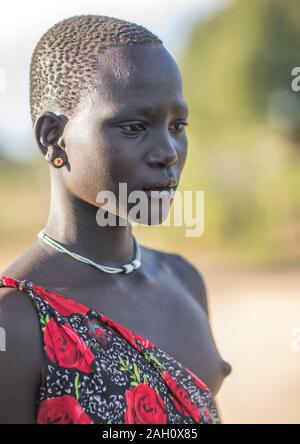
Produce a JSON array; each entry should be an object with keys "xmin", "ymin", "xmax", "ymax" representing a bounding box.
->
[{"xmin": 0, "ymin": 0, "xmax": 229, "ymax": 161}]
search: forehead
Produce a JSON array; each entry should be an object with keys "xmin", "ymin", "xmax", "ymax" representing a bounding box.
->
[{"xmin": 87, "ymin": 44, "xmax": 187, "ymax": 116}]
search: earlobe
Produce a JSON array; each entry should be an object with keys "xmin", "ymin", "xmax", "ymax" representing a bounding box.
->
[
  {"xmin": 53, "ymin": 157, "xmax": 65, "ymax": 168},
  {"xmin": 44, "ymin": 145, "xmax": 66, "ymax": 168}
]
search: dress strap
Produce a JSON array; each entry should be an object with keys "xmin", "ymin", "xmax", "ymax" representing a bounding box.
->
[{"xmin": 0, "ymin": 276, "xmax": 28, "ymax": 291}]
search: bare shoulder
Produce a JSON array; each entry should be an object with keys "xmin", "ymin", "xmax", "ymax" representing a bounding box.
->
[
  {"xmin": 1, "ymin": 240, "xmax": 42, "ymax": 281},
  {"xmin": 0, "ymin": 286, "xmax": 42, "ymax": 423},
  {"xmin": 168, "ymin": 253, "xmax": 209, "ymax": 316},
  {"xmin": 142, "ymin": 245, "xmax": 209, "ymax": 317}
]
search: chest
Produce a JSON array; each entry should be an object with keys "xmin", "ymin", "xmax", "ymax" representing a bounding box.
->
[{"xmin": 64, "ymin": 271, "xmax": 227, "ymax": 396}]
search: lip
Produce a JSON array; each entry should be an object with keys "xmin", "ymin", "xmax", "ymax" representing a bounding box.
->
[
  {"xmin": 143, "ymin": 188, "xmax": 177, "ymax": 199},
  {"xmin": 143, "ymin": 178, "xmax": 178, "ymax": 191}
]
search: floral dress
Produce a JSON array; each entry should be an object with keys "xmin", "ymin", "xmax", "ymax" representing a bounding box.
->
[{"xmin": 0, "ymin": 276, "xmax": 221, "ymax": 425}]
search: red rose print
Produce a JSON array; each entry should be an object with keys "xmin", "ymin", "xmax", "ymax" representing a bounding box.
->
[
  {"xmin": 100, "ymin": 315, "xmax": 138, "ymax": 348},
  {"xmin": 32, "ymin": 285, "xmax": 89, "ymax": 317},
  {"xmin": 37, "ymin": 395, "xmax": 93, "ymax": 424},
  {"xmin": 203, "ymin": 408, "xmax": 215, "ymax": 424},
  {"xmin": 161, "ymin": 370, "xmax": 202, "ymax": 423},
  {"xmin": 171, "ymin": 394, "xmax": 192, "ymax": 417},
  {"xmin": 134, "ymin": 332, "xmax": 155, "ymax": 351},
  {"xmin": 82, "ymin": 317, "xmax": 110, "ymax": 347},
  {"xmin": 44, "ymin": 318, "xmax": 95, "ymax": 373},
  {"xmin": 100, "ymin": 314, "xmax": 154, "ymax": 352},
  {"xmin": 93, "ymin": 327, "xmax": 109, "ymax": 347},
  {"xmin": 124, "ymin": 384, "xmax": 167, "ymax": 424},
  {"xmin": 185, "ymin": 367, "xmax": 209, "ymax": 391}
]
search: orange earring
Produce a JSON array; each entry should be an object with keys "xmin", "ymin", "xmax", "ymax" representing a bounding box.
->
[{"xmin": 53, "ymin": 157, "xmax": 64, "ymax": 168}]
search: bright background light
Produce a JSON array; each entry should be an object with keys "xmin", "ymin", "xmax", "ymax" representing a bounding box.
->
[{"xmin": 0, "ymin": 0, "xmax": 227, "ymax": 161}]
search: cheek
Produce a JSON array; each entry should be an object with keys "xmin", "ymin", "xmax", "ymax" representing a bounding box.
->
[
  {"xmin": 103, "ymin": 136, "xmax": 142, "ymax": 190},
  {"xmin": 178, "ymin": 135, "xmax": 188, "ymax": 170},
  {"xmin": 109, "ymin": 153, "xmax": 138, "ymax": 189},
  {"xmin": 63, "ymin": 129, "xmax": 113, "ymax": 204}
]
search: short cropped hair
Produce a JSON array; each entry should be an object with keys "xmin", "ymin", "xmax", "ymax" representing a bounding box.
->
[{"xmin": 30, "ymin": 15, "xmax": 163, "ymax": 125}]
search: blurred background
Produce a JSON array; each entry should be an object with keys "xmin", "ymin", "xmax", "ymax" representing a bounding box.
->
[{"xmin": 0, "ymin": 0, "xmax": 299, "ymax": 423}]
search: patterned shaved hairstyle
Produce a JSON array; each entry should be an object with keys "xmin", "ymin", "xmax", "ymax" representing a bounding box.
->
[{"xmin": 30, "ymin": 15, "xmax": 163, "ymax": 125}]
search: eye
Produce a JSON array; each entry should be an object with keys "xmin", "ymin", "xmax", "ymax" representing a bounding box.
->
[
  {"xmin": 118, "ymin": 122, "xmax": 146, "ymax": 135},
  {"xmin": 170, "ymin": 120, "xmax": 189, "ymax": 132}
]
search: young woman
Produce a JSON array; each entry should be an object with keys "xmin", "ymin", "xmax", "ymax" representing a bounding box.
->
[{"xmin": 0, "ymin": 15, "xmax": 231, "ymax": 424}]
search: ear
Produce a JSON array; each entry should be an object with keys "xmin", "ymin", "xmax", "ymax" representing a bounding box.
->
[{"xmin": 34, "ymin": 111, "xmax": 68, "ymax": 157}]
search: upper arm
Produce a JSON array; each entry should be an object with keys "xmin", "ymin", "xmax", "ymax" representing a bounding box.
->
[
  {"xmin": 0, "ymin": 289, "xmax": 42, "ymax": 424},
  {"xmin": 173, "ymin": 254, "xmax": 210, "ymax": 318}
]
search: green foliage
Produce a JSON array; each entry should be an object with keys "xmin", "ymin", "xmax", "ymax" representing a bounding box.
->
[
  {"xmin": 181, "ymin": 0, "xmax": 300, "ymax": 139},
  {"xmin": 175, "ymin": 0, "xmax": 300, "ymax": 266},
  {"xmin": 1, "ymin": 0, "xmax": 300, "ymax": 267}
]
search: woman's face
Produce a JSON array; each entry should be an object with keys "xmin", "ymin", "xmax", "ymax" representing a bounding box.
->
[{"xmin": 61, "ymin": 43, "xmax": 189, "ymax": 225}]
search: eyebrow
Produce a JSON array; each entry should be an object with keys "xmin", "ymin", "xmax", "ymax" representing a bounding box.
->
[
  {"xmin": 132, "ymin": 102, "xmax": 189, "ymax": 117},
  {"xmin": 104, "ymin": 101, "xmax": 189, "ymax": 120}
]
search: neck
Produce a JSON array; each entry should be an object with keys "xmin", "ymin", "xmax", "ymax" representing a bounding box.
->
[{"xmin": 43, "ymin": 179, "xmax": 135, "ymax": 267}]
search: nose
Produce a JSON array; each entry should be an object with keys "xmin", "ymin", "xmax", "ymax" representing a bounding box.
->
[{"xmin": 146, "ymin": 135, "xmax": 178, "ymax": 168}]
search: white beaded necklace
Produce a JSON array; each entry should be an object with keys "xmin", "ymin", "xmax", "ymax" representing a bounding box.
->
[{"xmin": 38, "ymin": 230, "xmax": 142, "ymax": 274}]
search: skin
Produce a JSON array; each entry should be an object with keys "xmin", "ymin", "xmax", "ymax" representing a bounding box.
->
[{"xmin": 0, "ymin": 43, "xmax": 232, "ymax": 423}]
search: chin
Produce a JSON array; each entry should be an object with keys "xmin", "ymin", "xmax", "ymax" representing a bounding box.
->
[{"xmin": 128, "ymin": 200, "xmax": 172, "ymax": 226}]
